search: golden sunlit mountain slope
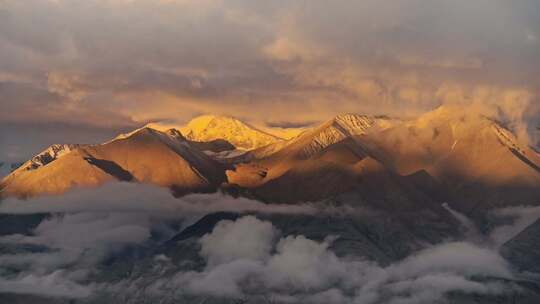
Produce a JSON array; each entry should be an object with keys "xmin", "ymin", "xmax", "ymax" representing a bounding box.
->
[
  {"xmin": 10, "ymin": 144, "xmax": 82, "ymax": 173},
  {"xmin": 358, "ymin": 106, "xmax": 540, "ymax": 211},
  {"xmin": 147, "ymin": 115, "xmax": 284, "ymax": 150},
  {"xmin": 226, "ymin": 108, "xmax": 540, "ymax": 207},
  {"xmin": 361, "ymin": 106, "xmax": 540, "ymax": 181},
  {"xmin": 0, "ymin": 128, "xmax": 228, "ymax": 198},
  {"xmin": 0, "ymin": 149, "xmax": 116, "ymax": 199},
  {"xmin": 2, "ymin": 107, "xmax": 538, "ymax": 209},
  {"xmin": 237, "ymin": 114, "xmax": 394, "ymax": 162},
  {"xmin": 225, "ymin": 114, "xmax": 398, "ymax": 201}
]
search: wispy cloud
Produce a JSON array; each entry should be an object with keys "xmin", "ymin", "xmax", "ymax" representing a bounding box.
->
[
  {"xmin": 0, "ymin": 182, "xmax": 321, "ymax": 215},
  {"xmin": 489, "ymin": 206, "xmax": 540, "ymax": 247}
]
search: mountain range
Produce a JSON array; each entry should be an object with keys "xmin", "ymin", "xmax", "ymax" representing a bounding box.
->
[
  {"xmin": 3, "ymin": 106, "xmax": 538, "ymax": 211},
  {"xmin": 1, "ymin": 106, "xmax": 540, "ymax": 303}
]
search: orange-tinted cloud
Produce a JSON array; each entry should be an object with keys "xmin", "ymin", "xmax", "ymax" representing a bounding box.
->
[{"xmin": 0, "ymin": 0, "xmax": 539, "ymax": 155}]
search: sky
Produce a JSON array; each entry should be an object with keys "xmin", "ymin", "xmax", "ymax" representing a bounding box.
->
[{"xmin": 1, "ymin": 0, "xmax": 539, "ymax": 161}]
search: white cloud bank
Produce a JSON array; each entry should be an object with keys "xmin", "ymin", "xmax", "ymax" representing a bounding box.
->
[
  {"xmin": 0, "ymin": 212, "xmax": 154, "ymax": 298},
  {"xmin": 0, "ymin": 187, "xmax": 535, "ymax": 302},
  {"xmin": 0, "ymin": 184, "xmax": 346, "ymax": 300},
  {"xmin": 141, "ymin": 216, "xmax": 515, "ymax": 304}
]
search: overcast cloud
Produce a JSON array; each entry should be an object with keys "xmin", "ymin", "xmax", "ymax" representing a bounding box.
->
[{"xmin": 0, "ymin": 0, "xmax": 539, "ymax": 161}]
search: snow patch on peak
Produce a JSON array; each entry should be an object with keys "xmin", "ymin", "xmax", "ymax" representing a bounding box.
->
[
  {"xmin": 333, "ymin": 113, "xmax": 377, "ymax": 135},
  {"xmin": 183, "ymin": 114, "xmax": 220, "ymax": 132},
  {"xmin": 244, "ymin": 113, "xmax": 395, "ymax": 161},
  {"xmin": 288, "ymin": 114, "xmax": 383, "ymax": 159},
  {"xmin": 107, "ymin": 127, "xmax": 147, "ymax": 143},
  {"xmin": 13, "ymin": 144, "xmax": 80, "ymax": 173},
  {"xmin": 107, "ymin": 126, "xmax": 186, "ymax": 145}
]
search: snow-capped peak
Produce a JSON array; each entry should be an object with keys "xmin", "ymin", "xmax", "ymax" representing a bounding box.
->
[
  {"xmin": 298, "ymin": 114, "xmax": 390, "ymax": 155},
  {"xmin": 12, "ymin": 144, "xmax": 80, "ymax": 173},
  {"xmin": 332, "ymin": 113, "xmax": 378, "ymax": 135},
  {"xmin": 179, "ymin": 115, "xmax": 282, "ymax": 150}
]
